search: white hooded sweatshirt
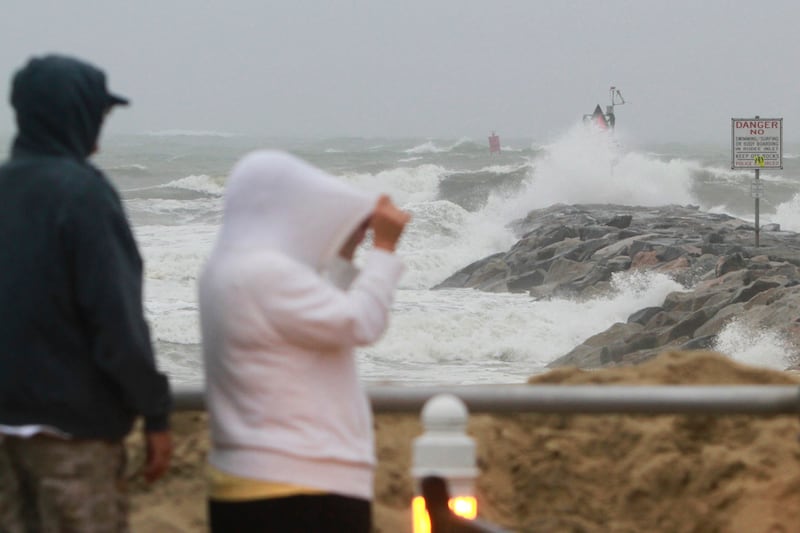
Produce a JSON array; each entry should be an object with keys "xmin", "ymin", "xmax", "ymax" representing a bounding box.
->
[{"xmin": 199, "ymin": 150, "xmax": 404, "ymax": 500}]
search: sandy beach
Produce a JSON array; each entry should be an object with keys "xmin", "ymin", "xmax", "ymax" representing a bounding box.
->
[{"xmin": 127, "ymin": 351, "xmax": 800, "ymax": 532}]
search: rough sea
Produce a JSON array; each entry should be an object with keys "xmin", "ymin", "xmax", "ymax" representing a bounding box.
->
[{"xmin": 4, "ymin": 125, "xmax": 799, "ymax": 385}]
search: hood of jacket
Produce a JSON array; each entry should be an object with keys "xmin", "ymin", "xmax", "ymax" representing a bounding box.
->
[
  {"xmin": 10, "ymin": 55, "xmax": 127, "ymax": 159},
  {"xmin": 216, "ymin": 150, "xmax": 377, "ymax": 271}
]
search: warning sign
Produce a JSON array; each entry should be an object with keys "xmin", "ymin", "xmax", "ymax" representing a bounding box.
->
[{"xmin": 731, "ymin": 118, "xmax": 782, "ymax": 169}]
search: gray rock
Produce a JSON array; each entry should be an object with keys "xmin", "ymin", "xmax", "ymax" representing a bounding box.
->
[
  {"xmin": 606, "ymin": 214, "xmax": 633, "ymax": 229},
  {"xmin": 680, "ymin": 335, "xmax": 718, "ymax": 350},
  {"xmin": 715, "ymin": 253, "xmax": 747, "ymax": 277},
  {"xmin": 628, "ymin": 306, "xmax": 663, "ymax": 325}
]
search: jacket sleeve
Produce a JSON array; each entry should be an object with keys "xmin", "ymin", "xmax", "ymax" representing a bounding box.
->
[
  {"xmin": 264, "ymin": 249, "xmax": 405, "ymax": 351},
  {"xmin": 63, "ymin": 175, "xmax": 171, "ymax": 432},
  {"xmin": 325, "ymin": 255, "xmax": 359, "ymax": 289}
]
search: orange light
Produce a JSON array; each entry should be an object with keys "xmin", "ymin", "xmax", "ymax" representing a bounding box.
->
[
  {"xmin": 412, "ymin": 495, "xmax": 478, "ymax": 533},
  {"xmin": 412, "ymin": 497, "xmax": 431, "ymax": 533},
  {"xmin": 450, "ymin": 496, "xmax": 478, "ymax": 519}
]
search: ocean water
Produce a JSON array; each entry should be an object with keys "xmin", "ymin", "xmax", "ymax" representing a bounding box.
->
[{"xmin": 4, "ymin": 126, "xmax": 799, "ymax": 385}]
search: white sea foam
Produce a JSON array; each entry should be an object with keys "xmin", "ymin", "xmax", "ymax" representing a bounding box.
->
[
  {"xmin": 340, "ymin": 161, "xmax": 519, "ymax": 289},
  {"xmin": 404, "ymin": 141, "xmax": 445, "ymax": 154},
  {"xmin": 136, "ymin": 224, "xmax": 217, "ymax": 349},
  {"xmin": 403, "ymin": 137, "xmax": 472, "ymax": 154},
  {"xmin": 697, "ymin": 165, "xmax": 752, "ymax": 185},
  {"xmin": 460, "ymin": 163, "xmax": 527, "ymax": 175},
  {"xmin": 136, "ymin": 224, "xmax": 217, "ymax": 281},
  {"xmin": 713, "ymin": 318, "xmax": 795, "ymax": 370},
  {"xmin": 125, "ymin": 198, "xmax": 222, "ymax": 225},
  {"xmin": 160, "ymin": 174, "xmax": 226, "ymax": 195},
  {"xmin": 146, "ymin": 291, "xmax": 201, "ymax": 346},
  {"xmin": 499, "ymin": 125, "xmax": 698, "ymax": 221},
  {"xmin": 395, "ymin": 199, "xmax": 514, "ymax": 289},
  {"xmin": 343, "ymin": 164, "xmax": 446, "ymax": 206},
  {"xmin": 361, "ymin": 271, "xmax": 685, "ymax": 384},
  {"xmin": 770, "ymin": 193, "xmax": 800, "ymax": 231},
  {"xmin": 123, "ymin": 175, "xmax": 226, "ymax": 197}
]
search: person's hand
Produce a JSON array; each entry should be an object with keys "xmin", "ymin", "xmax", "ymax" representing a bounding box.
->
[
  {"xmin": 143, "ymin": 429, "xmax": 172, "ymax": 483},
  {"xmin": 370, "ymin": 195, "xmax": 410, "ymax": 252}
]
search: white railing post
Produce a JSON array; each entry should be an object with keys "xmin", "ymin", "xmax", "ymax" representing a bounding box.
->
[{"xmin": 411, "ymin": 394, "xmax": 479, "ymax": 533}]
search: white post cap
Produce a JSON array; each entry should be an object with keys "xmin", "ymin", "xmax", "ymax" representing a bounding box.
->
[{"xmin": 412, "ymin": 394, "xmax": 478, "ymax": 495}]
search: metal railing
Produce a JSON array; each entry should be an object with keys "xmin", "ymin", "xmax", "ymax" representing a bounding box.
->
[
  {"xmin": 170, "ymin": 383, "xmax": 800, "ymax": 533},
  {"xmin": 172, "ymin": 383, "xmax": 800, "ymax": 415}
]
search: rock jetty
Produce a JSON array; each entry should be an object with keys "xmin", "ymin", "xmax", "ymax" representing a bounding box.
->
[{"xmin": 434, "ymin": 203, "xmax": 800, "ymax": 368}]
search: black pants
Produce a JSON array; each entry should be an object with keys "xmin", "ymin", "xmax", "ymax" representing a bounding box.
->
[{"xmin": 208, "ymin": 494, "xmax": 372, "ymax": 533}]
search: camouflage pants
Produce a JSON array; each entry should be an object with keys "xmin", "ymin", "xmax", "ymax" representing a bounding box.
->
[{"xmin": 0, "ymin": 434, "xmax": 129, "ymax": 533}]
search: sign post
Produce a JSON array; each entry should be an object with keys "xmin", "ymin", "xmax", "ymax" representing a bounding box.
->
[{"xmin": 731, "ymin": 116, "xmax": 783, "ymax": 247}]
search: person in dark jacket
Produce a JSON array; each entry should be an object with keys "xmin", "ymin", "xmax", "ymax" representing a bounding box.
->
[{"xmin": 0, "ymin": 54, "xmax": 173, "ymax": 532}]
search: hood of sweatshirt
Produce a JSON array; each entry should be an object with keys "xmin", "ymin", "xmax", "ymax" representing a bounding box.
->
[
  {"xmin": 216, "ymin": 150, "xmax": 377, "ymax": 270},
  {"xmin": 10, "ymin": 54, "xmax": 129, "ymax": 159}
]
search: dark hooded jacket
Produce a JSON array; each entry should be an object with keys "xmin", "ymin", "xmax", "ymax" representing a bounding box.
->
[{"xmin": 0, "ymin": 55, "xmax": 171, "ymax": 439}]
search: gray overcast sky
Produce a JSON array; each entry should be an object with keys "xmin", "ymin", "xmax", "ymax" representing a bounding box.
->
[{"xmin": 0, "ymin": 0, "xmax": 797, "ymax": 143}]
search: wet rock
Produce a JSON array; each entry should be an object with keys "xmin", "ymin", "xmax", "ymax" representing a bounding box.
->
[
  {"xmin": 679, "ymin": 335, "xmax": 717, "ymax": 350},
  {"xmin": 715, "ymin": 253, "xmax": 747, "ymax": 277},
  {"xmin": 606, "ymin": 214, "xmax": 632, "ymax": 229},
  {"xmin": 628, "ymin": 307, "xmax": 663, "ymax": 326}
]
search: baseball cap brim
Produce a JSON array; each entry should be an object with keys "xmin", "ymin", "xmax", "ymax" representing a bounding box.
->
[{"xmin": 107, "ymin": 92, "xmax": 130, "ymax": 107}]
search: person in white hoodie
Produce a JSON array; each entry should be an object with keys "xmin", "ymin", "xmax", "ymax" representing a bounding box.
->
[{"xmin": 199, "ymin": 150, "xmax": 410, "ymax": 533}]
